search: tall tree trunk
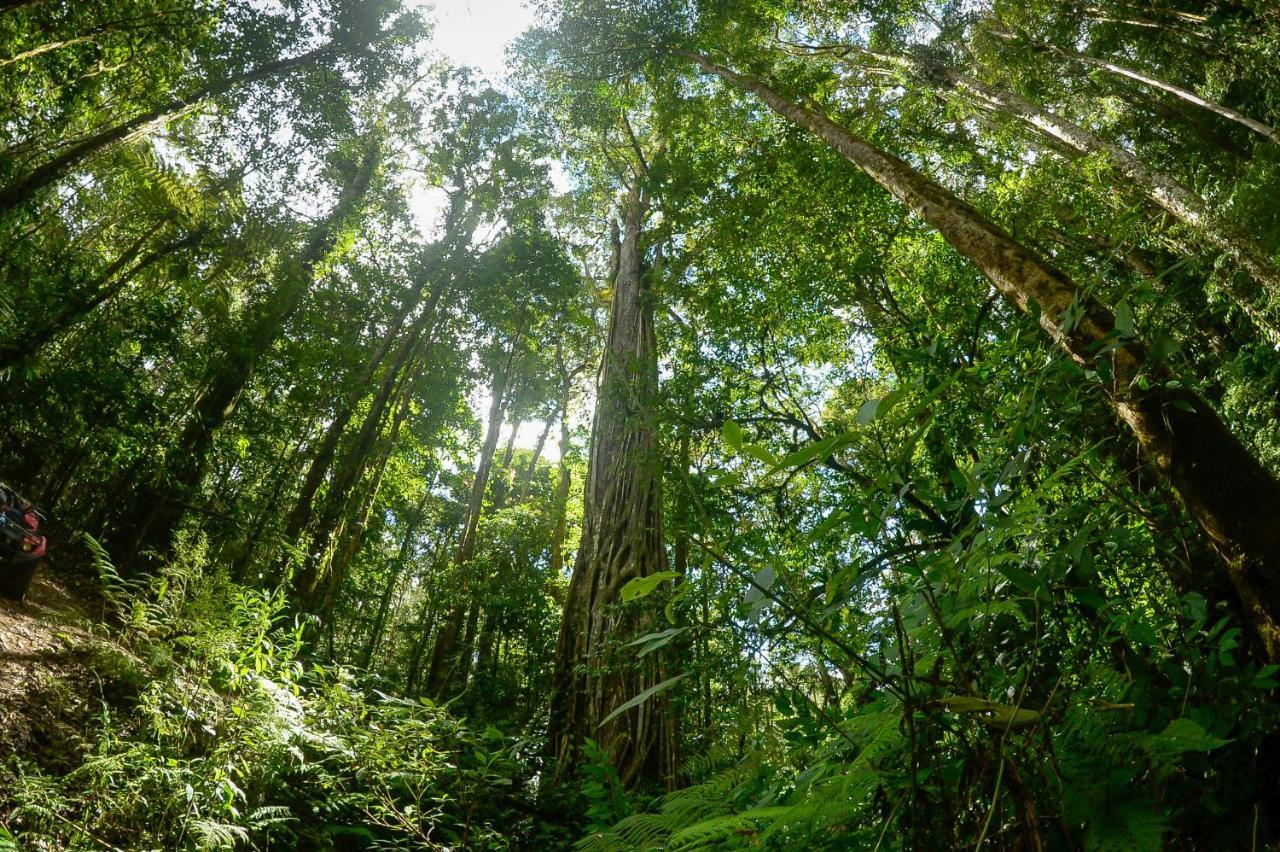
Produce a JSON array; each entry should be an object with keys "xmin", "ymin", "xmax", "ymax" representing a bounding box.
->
[
  {"xmin": 422, "ymin": 350, "xmax": 518, "ymax": 696},
  {"xmin": 0, "ymin": 0, "xmax": 47, "ymax": 14},
  {"xmin": 683, "ymin": 51, "xmax": 1280, "ymax": 659},
  {"xmin": 281, "ymin": 267, "xmax": 449, "ymax": 553},
  {"xmin": 405, "ymin": 533, "xmax": 454, "ymax": 694},
  {"xmin": 0, "ymin": 224, "xmax": 204, "ymax": 370},
  {"xmin": 360, "ymin": 488, "xmax": 432, "ymax": 669},
  {"xmin": 1026, "ymin": 37, "xmax": 1278, "ymax": 142},
  {"xmin": 0, "ymin": 44, "xmax": 346, "ymax": 215},
  {"xmin": 549, "ymin": 346, "xmax": 581, "ymax": 577},
  {"xmin": 516, "ymin": 415, "xmax": 555, "ymax": 501},
  {"xmin": 489, "ymin": 417, "xmax": 524, "ymax": 509},
  {"xmin": 845, "ymin": 47, "xmax": 1280, "ymax": 339},
  {"xmin": 456, "ymin": 409, "xmax": 532, "ymax": 693},
  {"xmin": 231, "ymin": 425, "xmax": 314, "ymax": 583},
  {"xmin": 315, "ymin": 366, "xmax": 422, "ymax": 625},
  {"xmin": 548, "ymin": 185, "xmax": 675, "ymax": 787},
  {"xmin": 112, "ymin": 136, "xmax": 379, "ymax": 567},
  {"xmin": 289, "ymin": 289, "xmax": 443, "ymax": 605},
  {"xmin": 947, "ymin": 63, "xmax": 1278, "ymax": 328}
]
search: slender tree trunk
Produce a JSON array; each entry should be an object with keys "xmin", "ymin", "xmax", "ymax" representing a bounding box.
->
[
  {"xmin": 1033, "ymin": 38, "xmax": 1277, "ymax": 142},
  {"xmin": 423, "ymin": 351, "xmax": 518, "ymax": 696},
  {"xmin": 456, "ymin": 409, "xmax": 533, "ymax": 693},
  {"xmin": 405, "ymin": 534, "xmax": 453, "ymax": 694},
  {"xmin": 315, "ymin": 367, "xmax": 421, "ymax": 625},
  {"xmin": 516, "ymin": 415, "xmax": 554, "ymax": 501},
  {"xmin": 0, "ymin": 35, "xmax": 94, "ymax": 68},
  {"xmin": 847, "ymin": 47, "xmax": 1280, "ymax": 337},
  {"xmin": 0, "ymin": 224, "xmax": 204, "ymax": 370},
  {"xmin": 684, "ymin": 51, "xmax": 1280, "ymax": 659},
  {"xmin": 0, "ymin": 44, "xmax": 341, "ymax": 215},
  {"xmin": 360, "ymin": 489, "xmax": 432, "ymax": 669},
  {"xmin": 0, "ymin": 8, "xmax": 210, "ymax": 69},
  {"xmin": 548, "ymin": 184, "xmax": 676, "ymax": 787},
  {"xmin": 489, "ymin": 417, "xmax": 523, "ymax": 508},
  {"xmin": 549, "ymin": 350, "xmax": 578, "ymax": 577},
  {"xmin": 281, "ymin": 271, "xmax": 447, "ymax": 552},
  {"xmin": 405, "ymin": 597, "xmax": 439, "ymax": 695},
  {"xmin": 0, "ymin": 0, "xmax": 47, "ymax": 14},
  {"xmin": 112, "ymin": 136, "xmax": 379, "ymax": 567},
  {"xmin": 231, "ymin": 426, "xmax": 313, "ymax": 583},
  {"xmin": 290, "ymin": 291, "xmax": 443, "ymax": 605}
]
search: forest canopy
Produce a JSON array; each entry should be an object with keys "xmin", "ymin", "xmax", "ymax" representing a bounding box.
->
[{"xmin": 2, "ymin": 0, "xmax": 1280, "ymax": 849}]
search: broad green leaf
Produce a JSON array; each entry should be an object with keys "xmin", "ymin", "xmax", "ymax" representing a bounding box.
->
[
  {"xmin": 740, "ymin": 443, "xmax": 778, "ymax": 467},
  {"xmin": 995, "ymin": 563, "xmax": 1043, "ymax": 595},
  {"xmin": 721, "ymin": 420, "xmax": 743, "ymax": 452},
  {"xmin": 770, "ymin": 435, "xmax": 839, "ymax": 473},
  {"xmin": 1114, "ymin": 299, "xmax": 1135, "ymax": 337},
  {"xmin": 1143, "ymin": 719, "xmax": 1230, "ymax": 756},
  {"xmin": 625, "ymin": 626, "xmax": 689, "ymax": 657},
  {"xmin": 933, "ymin": 696, "xmax": 1041, "ymax": 729},
  {"xmin": 599, "ymin": 673, "xmax": 689, "ymax": 728},
  {"xmin": 619, "ymin": 570, "xmax": 680, "ymax": 603}
]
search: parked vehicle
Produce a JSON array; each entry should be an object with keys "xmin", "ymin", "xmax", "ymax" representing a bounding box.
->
[{"xmin": 1, "ymin": 481, "xmax": 46, "ymax": 600}]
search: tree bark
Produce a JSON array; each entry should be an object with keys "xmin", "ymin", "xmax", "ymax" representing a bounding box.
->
[
  {"xmin": 0, "ymin": 223, "xmax": 204, "ymax": 370},
  {"xmin": 0, "ymin": 43, "xmax": 341, "ymax": 215},
  {"xmin": 112, "ymin": 135, "xmax": 379, "ymax": 566},
  {"xmin": 516, "ymin": 415, "xmax": 555, "ymax": 501},
  {"xmin": 289, "ymin": 286, "xmax": 443, "ymax": 606},
  {"xmin": 844, "ymin": 47, "xmax": 1280, "ymax": 339},
  {"xmin": 548, "ymin": 347, "xmax": 579, "ymax": 577},
  {"xmin": 683, "ymin": 50, "xmax": 1280, "ymax": 660},
  {"xmin": 548, "ymin": 184, "xmax": 676, "ymax": 787},
  {"xmin": 1032, "ymin": 38, "xmax": 1277, "ymax": 142},
  {"xmin": 360, "ymin": 489, "xmax": 432, "ymax": 669},
  {"xmin": 422, "ymin": 349, "xmax": 519, "ymax": 696}
]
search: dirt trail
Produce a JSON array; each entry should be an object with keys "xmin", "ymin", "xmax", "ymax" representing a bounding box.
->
[{"xmin": 0, "ymin": 550, "xmax": 103, "ymax": 762}]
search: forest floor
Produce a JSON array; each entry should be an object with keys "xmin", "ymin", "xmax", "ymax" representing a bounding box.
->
[{"xmin": 0, "ymin": 541, "xmax": 111, "ymax": 768}]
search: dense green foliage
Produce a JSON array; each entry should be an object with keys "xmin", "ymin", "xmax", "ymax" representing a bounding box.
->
[{"xmin": 3, "ymin": 0, "xmax": 1280, "ymax": 849}]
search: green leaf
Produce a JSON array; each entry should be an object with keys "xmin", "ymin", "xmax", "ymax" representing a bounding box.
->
[
  {"xmin": 625, "ymin": 626, "xmax": 689, "ymax": 657},
  {"xmin": 995, "ymin": 563, "xmax": 1043, "ymax": 595},
  {"xmin": 599, "ymin": 673, "xmax": 689, "ymax": 728},
  {"xmin": 1143, "ymin": 718, "xmax": 1230, "ymax": 756},
  {"xmin": 1114, "ymin": 300, "xmax": 1135, "ymax": 337},
  {"xmin": 933, "ymin": 696, "xmax": 1041, "ymax": 729},
  {"xmin": 855, "ymin": 397, "xmax": 880, "ymax": 425},
  {"xmin": 741, "ymin": 443, "xmax": 778, "ymax": 467},
  {"xmin": 771, "ymin": 435, "xmax": 839, "ymax": 473},
  {"xmin": 721, "ymin": 420, "xmax": 743, "ymax": 452},
  {"xmin": 619, "ymin": 571, "xmax": 680, "ymax": 603}
]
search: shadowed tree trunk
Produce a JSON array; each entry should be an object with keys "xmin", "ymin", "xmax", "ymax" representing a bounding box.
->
[
  {"xmin": 516, "ymin": 415, "xmax": 554, "ymax": 501},
  {"xmin": 112, "ymin": 135, "xmax": 380, "ymax": 567},
  {"xmin": 0, "ymin": 220, "xmax": 204, "ymax": 370},
  {"xmin": 839, "ymin": 46, "xmax": 1280, "ymax": 340},
  {"xmin": 549, "ymin": 345, "xmax": 582, "ymax": 577},
  {"xmin": 423, "ymin": 345, "xmax": 520, "ymax": 696},
  {"xmin": 314, "ymin": 376, "xmax": 417, "ymax": 626},
  {"xmin": 360, "ymin": 487, "xmax": 433, "ymax": 669},
  {"xmin": 548, "ymin": 184, "xmax": 677, "ymax": 787},
  {"xmin": 279, "ymin": 188, "xmax": 479, "ymax": 558},
  {"xmin": 290, "ymin": 292, "xmax": 443, "ymax": 608},
  {"xmin": 683, "ymin": 50, "xmax": 1280, "ymax": 659},
  {"xmin": 1024, "ymin": 35, "xmax": 1278, "ymax": 142},
  {"xmin": 279, "ymin": 277, "xmax": 443, "ymax": 553},
  {"xmin": 0, "ymin": 43, "xmax": 345, "ymax": 215}
]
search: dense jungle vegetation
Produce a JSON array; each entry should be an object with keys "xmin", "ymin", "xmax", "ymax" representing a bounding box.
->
[{"xmin": 2, "ymin": 0, "xmax": 1280, "ymax": 848}]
